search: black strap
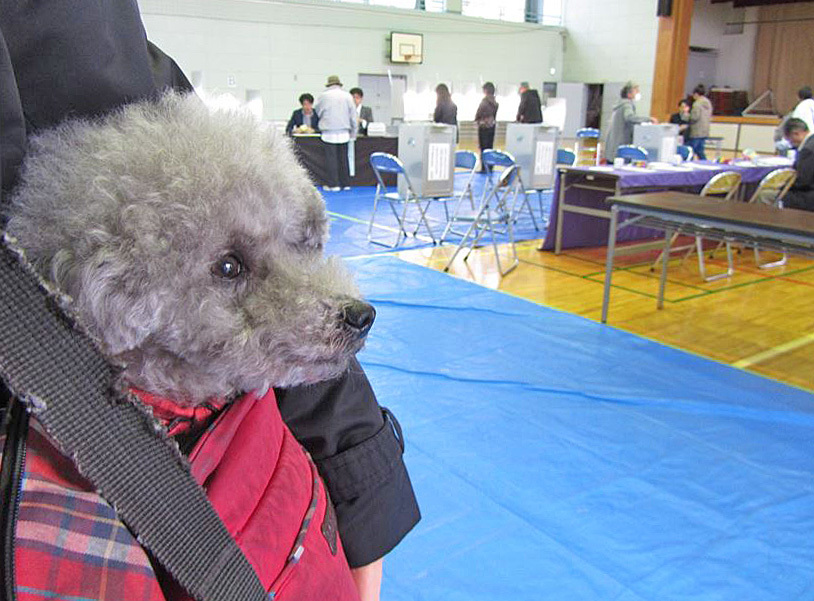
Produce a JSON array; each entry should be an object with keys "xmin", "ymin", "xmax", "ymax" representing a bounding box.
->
[{"xmin": 0, "ymin": 239, "xmax": 267, "ymax": 601}]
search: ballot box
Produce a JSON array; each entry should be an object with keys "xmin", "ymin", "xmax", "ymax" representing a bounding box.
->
[
  {"xmin": 505, "ymin": 123, "xmax": 560, "ymax": 190},
  {"xmin": 633, "ymin": 123, "xmax": 680, "ymax": 162},
  {"xmin": 397, "ymin": 123, "xmax": 456, "ymax": 198}
]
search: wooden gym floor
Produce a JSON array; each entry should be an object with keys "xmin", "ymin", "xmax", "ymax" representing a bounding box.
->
[{"xmin": 396, "ymin": 238, "xmax": 814, "ymax": 394}]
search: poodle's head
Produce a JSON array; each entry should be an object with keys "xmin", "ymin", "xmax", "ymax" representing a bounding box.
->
[{"xmin": 5, "ymin": 92, "xmax": 374, "ymax": 404}]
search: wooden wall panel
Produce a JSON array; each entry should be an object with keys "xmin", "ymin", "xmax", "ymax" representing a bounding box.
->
[{"xmin": 650, "ymin": 0, "xmax": 695, "ymax": 122}]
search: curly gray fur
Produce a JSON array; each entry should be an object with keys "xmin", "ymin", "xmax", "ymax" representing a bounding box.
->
[{"xmin": 5, "ymin": 92, "xmax": 367, "ymax": 404}]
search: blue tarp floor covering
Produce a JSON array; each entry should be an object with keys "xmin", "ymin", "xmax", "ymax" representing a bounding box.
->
[
  {"xmin": 322, "ymin": 174, "xmax": 550, "ymax": 258},
  {"xmin": 350, "ymin": 255, "xmax": 814, "ymax": 601}
]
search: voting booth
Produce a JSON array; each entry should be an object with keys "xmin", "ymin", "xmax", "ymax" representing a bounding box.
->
[
  {"xmin": 633, "ymin": 123, "xmax": 680, "ymax": 162},
  {"xmin": 397, "ymin": 123, "xmax": 456, "ymax": 198},
  {"xmin": 505, "ymin": 123, "xmax": 559, "ymax": 190}
]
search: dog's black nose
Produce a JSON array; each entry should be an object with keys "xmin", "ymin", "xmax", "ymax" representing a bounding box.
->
[{"xmin": 342, "ymin": 301, "xmax": 376, "ymax": 336}]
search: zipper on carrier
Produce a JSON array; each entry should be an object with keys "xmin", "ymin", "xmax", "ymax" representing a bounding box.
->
[{"xmin": 0, "ymin": 398, "xmax": 30, "ymax": 601}]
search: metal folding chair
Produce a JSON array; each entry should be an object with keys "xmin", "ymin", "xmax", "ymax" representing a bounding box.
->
[
  {"xmin": 368, "ymin": 152, "xmax": 437, "ymax": 247},
  {"xmin": 651, "ymin": 171, "xmax": 742, "ymax": 281},
  {"xmin": 481, "ymin": 149, "xmax": 539, "ymax": 231},
  {"xmin": 557, "ymin": 148, "xmax": 576, "ymax": 166},
  {"xmin": 748, "ymin": 167, "xmax": 797, "ymax": 269},
  {"xmin": 676, "ymin": 144, "xmax": 694, "ymax": 162},
  {"xmin": 615, "ymin": 144, "xmax": 649, "ymax": 163},
  {"xmin": 443, "ymin": 164, "xmax": 522, "ymax": 277},
  {"xmin": 440, "ymin": 150, "xmax": 479, "ymax": 241}
]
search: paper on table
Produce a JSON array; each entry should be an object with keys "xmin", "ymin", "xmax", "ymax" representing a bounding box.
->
[
  {"xmin": 427, "ymin": 143, "xmax": 451, "ymax": 181},
  {"xmin": 687, "ymin": 163, "xmax": 723, "ymax": 170},
  {"xmin": 587, "ymin": 166, "xmax": 615, "ymax": 172},
  {"xmin": 534, "ymin": 141, "xmax": 555, "ymax": 176},
  {"xmin": 618, "ymin": 165, "xmax": 651, "ymax": 173}
]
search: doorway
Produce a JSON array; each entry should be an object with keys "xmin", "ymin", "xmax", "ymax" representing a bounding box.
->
[{"xmin": 357, "ymin": 74, "xmax": 407, "ymax": 125}]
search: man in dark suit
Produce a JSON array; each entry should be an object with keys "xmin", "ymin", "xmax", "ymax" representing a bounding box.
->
[
  {"xmin": 782, "ymin": 118, "xmax": 814, "ymax": 211},
  {"xmin": 349, "ymin": 87, "xmax": 374, "ymax": 136},
  {"xmin": 516, "ymin": 81, "xmax": 543, "ymax": 124},
  {"xmin": 285, "ymin": 93, "xmax": 320, "ymax": 135}
]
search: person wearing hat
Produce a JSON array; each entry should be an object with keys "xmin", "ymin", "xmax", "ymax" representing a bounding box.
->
[
  {"xmin": 516, "ymin": 81, "xmax": 543, "ymax": 124},
  {"xmin": 604, "ymin": 81, "xmax": 657, "ymax": 161},
  {"xmin": 314, "ymin": 75, "xmax": 358, "ymax": 191}
]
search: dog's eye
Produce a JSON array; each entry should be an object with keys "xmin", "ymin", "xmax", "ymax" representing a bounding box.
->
[{"xmin": 213, "ymin": 253, "xmax": 244, "ymax": 279}]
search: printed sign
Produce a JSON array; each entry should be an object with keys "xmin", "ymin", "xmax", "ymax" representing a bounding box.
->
[
  {"xmin": 427, "ymin": 143, "xmax": 451, "ymax": 181},
  {"xmin": 534, "ymin": 141, "xmax": 555, "ymax": 176}
]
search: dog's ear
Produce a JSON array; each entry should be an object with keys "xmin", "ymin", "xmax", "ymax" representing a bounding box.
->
[{"xmin": 74, "ymin": 251, "xmax": 161, "ymax": 355}]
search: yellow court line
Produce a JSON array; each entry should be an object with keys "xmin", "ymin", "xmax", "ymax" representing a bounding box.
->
[{"xmin": 733, "ymin": 332, "xmax": 814, "ymax": 369}]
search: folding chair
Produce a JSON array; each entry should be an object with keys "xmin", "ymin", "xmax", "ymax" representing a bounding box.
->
[
  {"xmin": 368, "ymin": 152, "xmax": 437, "ymax": 247},
  {"xmin": 443, "ymin": 164, "xmax": 522, "ymax": 277},
  {"xmin": 481, "ymin": 149, "xmax": 539, "ymax": 231},
  {"xmin": 440, "ymin": 150, "xmax": 479, "ymax": 241},
  {"xmin": 651, "ymin": 171, "xmax": 741, "ymax": 281},
  {"xmin": 677, "ymin": 144, "xmax": 694, "ymax": 162},
  {"xmin": 557, "ymin": 148, "xmax": 576, "ymax": 166},
  {"xmin": 615, "ymin": 144, "xmax": 649, "ymax": 164},
  {"xmin": 575, "ymin": 128, "xmax": 601, "ymax": 166},
  {"xmin": 748, "ymin": 167, "xmax": 797, "ymax": 269}
]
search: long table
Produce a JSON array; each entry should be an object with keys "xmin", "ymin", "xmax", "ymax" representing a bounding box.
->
[
  {"xmin": 600, "ymin": 191, "xmax": 814, "ymax": 323},
  {"xmin": 291, "ymin": 135, "xmax": 398, "ymax": 187},
  {"xmin": 540, "ymin": 161, "xmax": 789, "ymax": 252}
]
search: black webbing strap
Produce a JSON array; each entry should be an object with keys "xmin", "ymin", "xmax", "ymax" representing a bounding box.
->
[{"xmin": 0, "ymin": 239, "xmax": 267, "ymax": 601}]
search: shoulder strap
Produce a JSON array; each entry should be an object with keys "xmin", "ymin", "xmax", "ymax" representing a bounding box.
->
[{"xmin": 0, "ymin": 239, "xmax": 267, "ymax": 601}]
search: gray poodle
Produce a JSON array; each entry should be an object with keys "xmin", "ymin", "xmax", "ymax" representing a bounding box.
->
[{"xmin": 4, "ymin": 91, "xmax": 375, "ymax": 404}]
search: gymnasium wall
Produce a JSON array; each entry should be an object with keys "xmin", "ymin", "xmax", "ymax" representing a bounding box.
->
[
  {"xmin": 137, "ymin": 0, "xmax": 564, "ymax": 122},
  {"xmin": 560, "ymin": 0, "xmax": 659, "ymax": 117}
]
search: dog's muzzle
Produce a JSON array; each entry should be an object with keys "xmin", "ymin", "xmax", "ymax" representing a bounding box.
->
[{"xmin": 341, "ymin": 301, "xmax": 376, "ymax": 338}]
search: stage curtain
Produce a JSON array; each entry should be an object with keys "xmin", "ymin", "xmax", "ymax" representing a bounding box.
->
[{"xmin": 752, "ymin": 3, "xmax": 814, "ymax": 115}]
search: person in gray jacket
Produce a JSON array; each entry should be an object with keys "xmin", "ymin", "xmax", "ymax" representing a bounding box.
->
[
  {"xmin": 604, "ymin": 82, "xmax": 656, "ymax": 161},
  {"xmin": 315, "ymin": 75, "xmax": 358, "ymax": 191},
  {"xmin": 686, "ymin": 84, "xmax": 713, "ymax": 160}
]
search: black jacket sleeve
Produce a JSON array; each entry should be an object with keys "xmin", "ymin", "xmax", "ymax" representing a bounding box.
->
[{"xmin": 274, "ymin": 357, "xmax": 420, "ymax": 568}]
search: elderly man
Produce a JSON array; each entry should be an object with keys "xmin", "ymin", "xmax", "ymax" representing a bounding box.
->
[
  {"xmin": 516, "ymin": 81, "xmax": 542, "ymax": 124},
  {"xmin": 782, "ymin": 117, "xmax": 814, "ymax": 211},
  {"xmin": 315, "ymin": 75, "xmax": 358, "ymax": 191}
]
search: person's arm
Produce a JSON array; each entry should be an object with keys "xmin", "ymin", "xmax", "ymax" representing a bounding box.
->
[
  {"xmin": 285, "ymin": 110, "xmax": 297, "ymax": 136},
  {"xmin": 274, "ymin": 357, "xmax": 420, "ymax": 570},
  {"xmin": 516, "ymin": 94, "xmax": 526, "ymax": 122},
  {"xmin": 348, "ymin": 97, "xmax": 358, "ymax": 140}
]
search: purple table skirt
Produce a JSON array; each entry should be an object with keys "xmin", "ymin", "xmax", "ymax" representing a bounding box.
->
[{"xmin": 540, "ymin": 162, "xmax": 783, "ymax": 251}]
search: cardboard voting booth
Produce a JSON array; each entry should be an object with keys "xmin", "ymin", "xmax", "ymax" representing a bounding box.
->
[{"xmin": 397, "ymin": 123, "xmax": 456, "ymax": 198}]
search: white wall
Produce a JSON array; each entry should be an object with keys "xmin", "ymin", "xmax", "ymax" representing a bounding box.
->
[
  {"xmin": 689, "ymin": 0, "xmax": 757, "ymax": 92},
  {"xmin": 137, "ymin": 0, "xmax": 563, "ymax": 122},
  {"xmin": 560, "ymin": 0, "xmax": 659, "ymax": 116}
]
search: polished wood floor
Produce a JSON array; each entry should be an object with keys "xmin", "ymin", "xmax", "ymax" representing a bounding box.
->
[{"xmin": 397, "ymin": 238, "xmax": 814, "ymax": 393}]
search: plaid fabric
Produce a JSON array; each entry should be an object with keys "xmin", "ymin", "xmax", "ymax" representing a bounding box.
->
[{"xmin": 11, "ymin": 421, "xmax": 166, "ymax": 601}]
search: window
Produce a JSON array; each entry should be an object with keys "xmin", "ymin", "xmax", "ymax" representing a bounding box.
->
[
  {"xmin": 540, "ymin": 0, "xmax": 563, "ymax": 26},
  {"xmin": 423, "ymin": 0, "xmax": 446, "ymax": 11},
  {"xmin": 462, "ymin": 0, "xmax": 525, "ymax": 23}
]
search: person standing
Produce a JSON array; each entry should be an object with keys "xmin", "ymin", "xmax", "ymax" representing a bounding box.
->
[
  {"xmin": 604, "ymin": 81, "xmax": 656, "ymax": 160},
  {"xmin": 285, "ymin": 92, "xmax": 320, "ymax": 136},
  {"xmin": 516, "ymin": 81, "xmax": 543, "ymax": 124},
  {"xmin": 669, "ymin": 98, "xmax": 691, "ymax": 138},
  {"xmin": 475, "ymin": 82, "xmax": 499, "ymax": 172},
  {"xmin": 350, "ymin": 87, "xmax": 374, "ymax": 136},
  {"xmin": 781, "ymin": 117, "xmax": 814, "ymax": 211},
  {"xmin": 686, "ymin": 84, "xmax": 713, "ymax": 160},
  {"xmin": 315, "ymin": 75, "xmax": 357, "ymax": 191},
  {"xmin": 433, "ymin": 83, "xmax": 458, "ymax": 142},
  {"xmin": 792, "ymin": 86, "xmax": 814, "ymax": 132}
]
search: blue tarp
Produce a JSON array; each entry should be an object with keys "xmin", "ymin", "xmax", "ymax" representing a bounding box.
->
[
  {"xmin": 350, "ymin": 256, "xmax": 814, "ymax": 601},
  {"xmin": 323, "ymin": 176, "xmax": 551, "ymax": 258}
]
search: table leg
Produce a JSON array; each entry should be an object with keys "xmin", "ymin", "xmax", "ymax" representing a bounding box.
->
[
  {"xmin": 601, "ymin": 206, "xmax": 619, "ymax": 324},
  {"xmin": 657, "ymin": 228, "xmax": 672, "ymax": 310},
  {"xmin": 554, "ymin": 172, "xmax": 566, "ymax": 255}
]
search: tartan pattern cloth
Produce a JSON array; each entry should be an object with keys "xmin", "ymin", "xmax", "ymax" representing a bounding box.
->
[
  {"xmin": 4, "ymin": 390, "xmax": 360, "ymax": 601},
  {"xmin": 10, "ymin": 420, "xmax": 166, "ymax": 601}
]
